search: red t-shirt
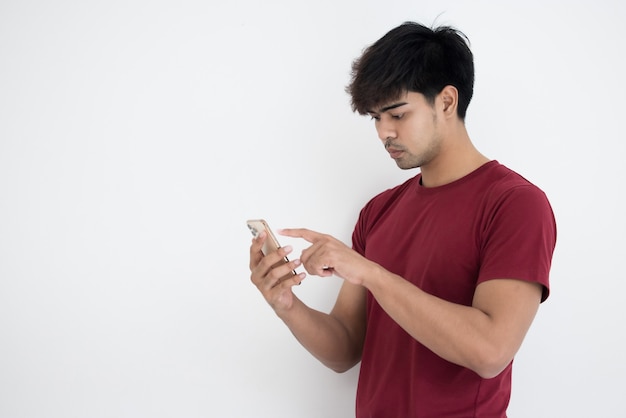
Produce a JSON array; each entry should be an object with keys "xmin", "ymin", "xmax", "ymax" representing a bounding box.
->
[{"xmin": 352, "ymin": 161, "xmax": 556, "ymax": 417}]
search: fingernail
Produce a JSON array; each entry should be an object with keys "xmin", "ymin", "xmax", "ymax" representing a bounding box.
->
[{"xmin": 283, "ymin": 245, "xmax": 293, "ymax": 253}]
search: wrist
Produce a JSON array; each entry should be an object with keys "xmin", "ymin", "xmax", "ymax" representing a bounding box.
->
[{"xmin": 360, "ymin": 262, "xmax": 387, "ymax": 292}]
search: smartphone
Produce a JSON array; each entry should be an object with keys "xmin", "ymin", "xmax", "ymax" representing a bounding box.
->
[{"xmin": 247, "ymin": 219, "xmax": 296, "ymax": 276}]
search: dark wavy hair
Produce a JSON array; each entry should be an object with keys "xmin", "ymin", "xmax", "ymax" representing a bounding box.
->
[{"xmin": 346, "ymin": 22, "xmax": 474, "ymax": 120}]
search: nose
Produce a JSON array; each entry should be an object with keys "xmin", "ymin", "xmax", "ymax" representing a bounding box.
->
[{"xmin": 376, "ymin": 118, "xmax": 397, "ymax": 142}]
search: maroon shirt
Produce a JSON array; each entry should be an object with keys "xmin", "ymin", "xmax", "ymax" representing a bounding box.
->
[{"xmin": 352, "ymin": 161, "xmax": 556, "ymax": 417}]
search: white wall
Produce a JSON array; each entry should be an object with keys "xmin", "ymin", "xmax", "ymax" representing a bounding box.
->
[{"xmin": 1, "ymin": 1, "xmax": 624, "ymax": 417}]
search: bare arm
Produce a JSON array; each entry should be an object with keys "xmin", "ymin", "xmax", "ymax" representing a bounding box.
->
[
  {"xmin": 281, "ymin": 228, "xmax": 543, "ymax": 378},
  {"xmin": 249, "ymin": 232, "xmax": 367, "ymax": 372},
  {"xmin": 367, "ymin": 267, "xmax": 542, "ymax": 378},
  {"xmin": 278, "ymin": 281, "xmax": 366, "ymax": 372}
]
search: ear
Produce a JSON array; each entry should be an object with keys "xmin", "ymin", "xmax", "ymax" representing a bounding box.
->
[{"xmin": 439, "ymin": 85, "xmax": 459, "ymax": 119}]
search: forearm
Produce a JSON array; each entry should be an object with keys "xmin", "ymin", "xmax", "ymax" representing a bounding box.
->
[
  {"xmin": 277, "ymin": 296, "xmax": 363, "ymax": 373},
  {"xmin": 380, "ymin": 281, "xmax": 497, "ymax": 376},
  {"xmin": 365, "ymin": 267, "xmax": 540, "ymax": 378}
]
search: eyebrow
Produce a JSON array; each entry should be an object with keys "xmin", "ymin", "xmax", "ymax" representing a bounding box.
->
[{"xmin": 367, "ymin": 102, "xmax": 408, "ymax": 114}]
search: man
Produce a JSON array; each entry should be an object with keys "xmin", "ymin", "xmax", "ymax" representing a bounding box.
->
[{"xmin": 249, "ymin": 21, "xmax": 556, "ymax": 417}]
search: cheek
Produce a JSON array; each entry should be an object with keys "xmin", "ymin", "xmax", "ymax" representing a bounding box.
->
[{"xmin": 402, "ymin": 116, "xmax": 434, "ymax": 139}]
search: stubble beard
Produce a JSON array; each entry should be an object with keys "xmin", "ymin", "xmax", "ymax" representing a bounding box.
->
[
  {"xmin": 393, "ymin": 135, "xmax": 442, "ymax": 170},
  {"xmin": 392, "ymin": 112, "xmax": 442, "ymax": 170}
]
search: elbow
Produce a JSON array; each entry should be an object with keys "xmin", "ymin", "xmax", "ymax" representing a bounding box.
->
[
  {"xmin": 330, "ymin": 365, "xmax": 352, "ymax": 374},
  {"xmin": 322, "ymin": 350, "xmax": 362, "ymax": 374},
  {"xmin": 469, "ymin": 347, "xmax": 513, "ymax": 379},
  {"xmin": 474, "ymin": 363, "xmax": 509, "ymax": 380},
  {"xmin": 324, "ymin": 339, "xmax": 363, "ymax": 374},
  {"xmin": 326, "ymin": 357, "xmax": 361, "ymax": 374}
]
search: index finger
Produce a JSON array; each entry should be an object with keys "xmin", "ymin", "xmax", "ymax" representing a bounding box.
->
[{"xmin": 278, "ymin": 228, "xmax": 323, "ymax": 243}]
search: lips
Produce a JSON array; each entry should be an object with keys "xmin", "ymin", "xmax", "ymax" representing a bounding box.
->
[{"xmin": 387, "ymin": 148, "xmax": 404, "ymax": 159}]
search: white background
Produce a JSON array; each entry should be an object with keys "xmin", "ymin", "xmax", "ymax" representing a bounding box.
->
[{"xmin": 1, "ymin": 1, "xmax": 625, "ymax": 417}]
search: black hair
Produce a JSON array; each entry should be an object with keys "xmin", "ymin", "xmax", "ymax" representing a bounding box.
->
[{"xmin": 346, "ymin": 22, "xmax": 474, "ymax": 119}]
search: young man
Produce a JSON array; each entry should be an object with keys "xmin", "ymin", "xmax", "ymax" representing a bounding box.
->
[{"xmin": 249, "ymin": 22, "xmax": 556, "ymax": 417}]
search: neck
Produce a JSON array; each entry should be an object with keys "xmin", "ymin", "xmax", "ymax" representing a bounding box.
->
[{"xmin": 420, "ymin": 124, "xmax": 490, "ymax": 188}]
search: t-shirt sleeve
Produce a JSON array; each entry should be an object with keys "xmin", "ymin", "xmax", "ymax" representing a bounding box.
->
[
  {"xmin": 352, "ymin": 204, "xmax": 370, "ymax": 257},
  {"xmin": 478, "ymin": 184, "xmax": 557, "ymax": 302}
]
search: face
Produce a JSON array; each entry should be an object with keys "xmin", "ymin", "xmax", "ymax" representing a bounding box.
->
[{"xmin": 367, "ymin": 91, "xmax": 443, "ymax": 170}]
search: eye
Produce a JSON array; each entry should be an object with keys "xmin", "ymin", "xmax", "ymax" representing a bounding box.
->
[
  {"xmin": 391, "ymin": 113, "xmax": 404, "ymax": 120},
  {"xmin": 369, "ymin": 114, "xmax": 380, "ymax": 121}
]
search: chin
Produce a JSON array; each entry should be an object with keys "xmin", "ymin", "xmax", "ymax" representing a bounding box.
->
[{"xmin": 396, "ymin": 160, "xmax": 421, "ymax": 170}]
